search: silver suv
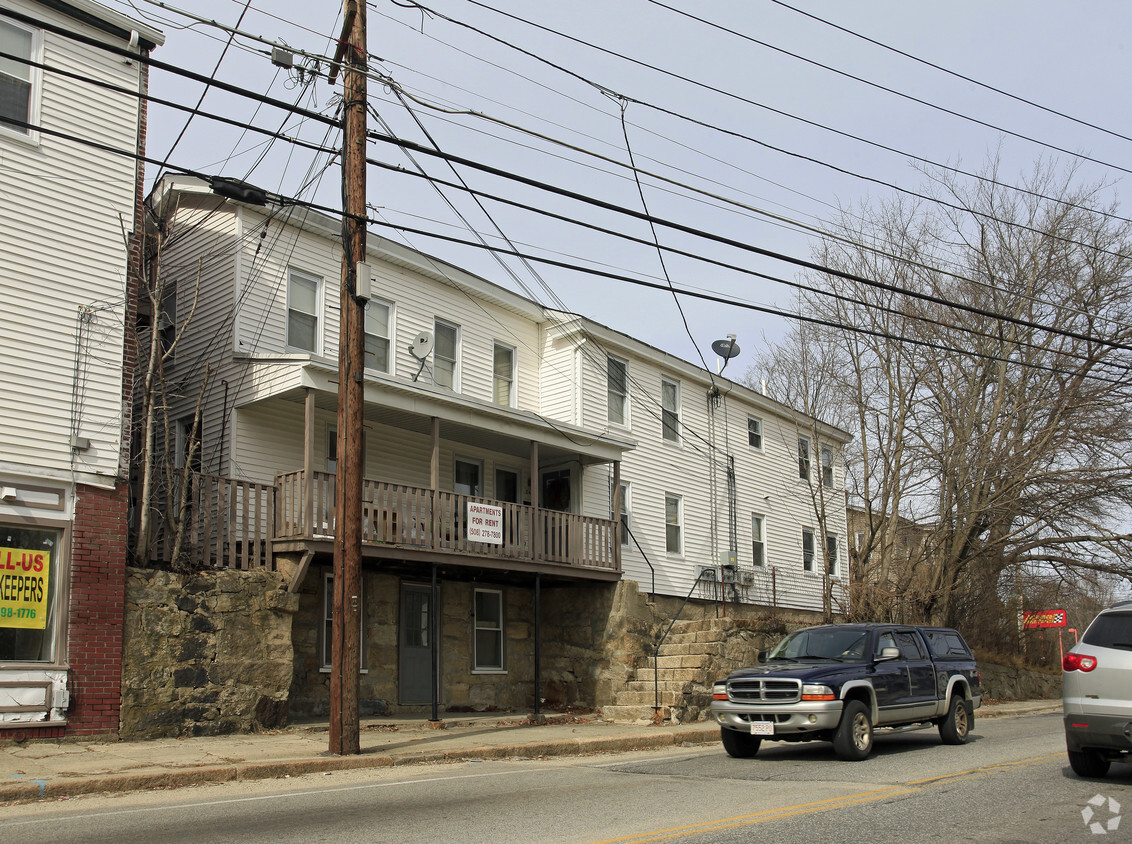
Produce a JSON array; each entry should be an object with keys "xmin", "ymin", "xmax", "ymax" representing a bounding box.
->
[{"xmin": 1062, "ymin": 600, "xmax": 1132, "ymax": 777}]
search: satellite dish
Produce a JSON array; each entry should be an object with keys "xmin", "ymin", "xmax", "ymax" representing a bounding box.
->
[
  {"xmin": 409, "ymin": 331, "xmax": 434, "ymax": 360},
  {"xmin": 711, "ymin": 337, "xmax": 740, "ymax": 360}
]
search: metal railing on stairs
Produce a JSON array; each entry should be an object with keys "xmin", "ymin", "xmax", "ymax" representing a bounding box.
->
[{"xmin": 653, "ymin": 569, "xmax": 714, "ymax": 716}]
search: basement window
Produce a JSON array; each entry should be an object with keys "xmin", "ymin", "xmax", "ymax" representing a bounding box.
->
[
  {"xmin": 473, "ymin": 588, "xmax": 505, "ymax": 672},
  {"xmin": 320, "ymin": 570, "xmax": 367, "ymax": 672}
]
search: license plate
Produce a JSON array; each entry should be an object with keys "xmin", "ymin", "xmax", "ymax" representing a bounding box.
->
[{"xmin": 750, "ymin": 721, "xmax": 774, "ymax": 736}]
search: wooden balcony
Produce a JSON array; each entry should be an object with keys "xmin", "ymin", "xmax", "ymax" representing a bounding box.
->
[{"xmin": 275, "ymin": 471, "xmax": 621, "ymax": 575}]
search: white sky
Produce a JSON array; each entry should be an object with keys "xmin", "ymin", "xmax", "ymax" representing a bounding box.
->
[{"xmin": 101, "ymin": 0, "xmax": 1132, "ymax": 373}]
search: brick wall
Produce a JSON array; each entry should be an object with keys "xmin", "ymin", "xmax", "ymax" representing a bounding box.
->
[{"xmin": 67, "ymin": 483, "xmax": 129, "ymax": 736}]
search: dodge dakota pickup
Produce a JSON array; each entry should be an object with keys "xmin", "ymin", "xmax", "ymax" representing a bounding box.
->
[{"xmin": 711, "ymin": 623, "xmax": 982, "ymax": 761}]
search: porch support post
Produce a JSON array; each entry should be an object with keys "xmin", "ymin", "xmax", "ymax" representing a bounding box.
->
[
  {"xmin": 430, "ymin": 417, "xmax": 440, "ymax": 549},
  {"xmin": 612, "ymin": 460, "xmax": 622, "ymax": 571},
  {"xmin": 530, "ymin": 440, "xmax": 540, "ymax": 561},
  {"xmin": 303, "ymin": 388, "xmax": 315, "ymax": 535},
  {"xmin": 533, "ymin": 572, "xmax": 542, "ymax": 720},
  {"xmin": 430, "ymin": 563, "xmax": 440, "ymax": 723}
]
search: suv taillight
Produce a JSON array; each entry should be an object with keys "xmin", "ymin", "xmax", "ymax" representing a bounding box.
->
[{"xmin": 1063, "ymin": 652, "xmax": 1098, "ymax": 672}]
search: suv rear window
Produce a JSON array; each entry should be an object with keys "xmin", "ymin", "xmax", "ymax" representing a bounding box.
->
[
  {"xmin": 923, "ymin": 629, "xmax": 972, "ymax": 658},
  {"xmin": 1082, "ymin": 612, "xmax": 1132, "ymax": 650}
]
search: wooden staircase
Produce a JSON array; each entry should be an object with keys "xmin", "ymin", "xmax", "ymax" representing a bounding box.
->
[{"xmin": 601, "ymin": 618, "xmax": 733, "ymax": 723}]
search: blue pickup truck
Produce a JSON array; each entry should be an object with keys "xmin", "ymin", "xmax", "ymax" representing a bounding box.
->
[{"xmin": 711, "ymin": 623, "xmax": 982, "ymax": 761}]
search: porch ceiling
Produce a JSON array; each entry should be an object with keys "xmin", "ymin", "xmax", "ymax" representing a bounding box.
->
[{"xmin": 260, "ymin": 363, "xmax": 635, "ymax": 466}]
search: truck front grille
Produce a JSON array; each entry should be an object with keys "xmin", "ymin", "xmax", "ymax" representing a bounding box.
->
[{"xmin": 727, "ymin": 677, "xmax": 801, "ymax": 703}]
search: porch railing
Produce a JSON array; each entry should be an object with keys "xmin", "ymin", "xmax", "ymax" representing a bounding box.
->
[
  {"xmin": 154, "ymin": 473, "xmax": 275, "ymax": 569},
  {"xmin": 276, "ymin": 470, "xmax": 618, "ymax": 571}
]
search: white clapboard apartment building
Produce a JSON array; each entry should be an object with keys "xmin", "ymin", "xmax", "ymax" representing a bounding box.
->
[
  {"xmin": 0, "ymin": 0, "xmax": 162, "ymax": 737},
  {"xmin": 142, "ymin": 175, "xmax": 850, "ymax": 718}
]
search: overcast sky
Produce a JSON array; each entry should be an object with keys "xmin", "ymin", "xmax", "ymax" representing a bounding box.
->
[{"xmin": 101, "ymin": 0, "xmax": 1132, "ymax": 374}]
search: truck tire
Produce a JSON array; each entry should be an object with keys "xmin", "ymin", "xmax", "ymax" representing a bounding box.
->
[
  {"xmin": 720, "ymin": 727, "xmax": 761, "ymax": 758},
  {"xmin": 938, "ymin": 696, "xmax": 971, "ymax": 745},
  {"xmin": 833, "ymin": 700, "xmax": 873, "ymax": 761},
  {"xmin": 1068, "ymin": 748, "xmax": 1111, "ymax": 778}
]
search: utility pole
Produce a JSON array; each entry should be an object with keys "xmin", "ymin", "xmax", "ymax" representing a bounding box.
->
[{"xmin": 329, "ymin": 0, "xmax": 366, "ymax": 756}]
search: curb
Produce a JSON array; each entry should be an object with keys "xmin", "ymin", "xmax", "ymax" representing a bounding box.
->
[{"xmin": 0, "ymin": 727, "xmax": 721, "ymax": 805}]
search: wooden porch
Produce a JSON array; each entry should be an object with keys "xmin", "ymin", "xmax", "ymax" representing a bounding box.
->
[{"xmin": 149, "ymin": 471, "xmax": 621, "ymax": 577}]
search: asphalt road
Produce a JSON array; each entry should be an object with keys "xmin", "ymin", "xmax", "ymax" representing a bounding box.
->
[{"xmin": 1, "ymin": 713, "xmax": 1128, "ymax": 843}]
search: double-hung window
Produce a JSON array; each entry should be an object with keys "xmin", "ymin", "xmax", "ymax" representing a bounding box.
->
[
  {"xmin": 616, "ymin": 481, "xmax": 630, "ymax": 547},
  {"xmin": 821, "ymin": 445, "xmax": 834, "ymax": 488},
  {"xmin": 751, "ymin": 514, "xmax": 766, "ymax": 567},
  {"xmin": 826, "ymin": 534, "xmax": 839, "ymax": 577},
  {"xmin": 802, "ymin": 528, "xmax": 815, "ymax": 572},
  {"xmin": 434, "ymin": 320, "xmax": 459, "ymax": 390},
  {"xmin": 0, "ymin": 20, "xmax": 37, "ymax": 138},
  {"xmin": 364, "ymin": 299, "xmax": 391, "ymax": 373},
  {"xmin": 607, "ymin": 357, "xmax": 627, "ymax": 425},
  {"xmin": 287, "ymin": 268, "xmax": 320, "ymax": 353},
  {"xmin": 493, "ymin": 343, "xmax": 515, "ymax": 406},
  {"xmin": 798, "ymin": 436, "xmax": 811, "ymax": 480},
  {"xmin": 747, "ymin": 416, "xmax": 763, "ymax": 450},
  {"xmin": 474, "ymin": 588, "xmax": 504, "ymax": 672},
  {"xmin": 665, "ymin": 493, "xmax": 682, "ymax": 555},
  {"xmin": 661, "ymin": 378, "xmax": 680, "ymax": 442}
]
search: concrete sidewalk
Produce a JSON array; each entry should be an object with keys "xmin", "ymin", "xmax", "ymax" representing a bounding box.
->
[{"xmin": 0, "ymin": 700, "xmax": 1062, "ymax": 805}]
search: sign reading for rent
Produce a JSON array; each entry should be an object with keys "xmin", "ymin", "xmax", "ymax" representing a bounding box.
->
[
  {"xmin": 466, "ymin": 502, "xmax": 504, "ymax": 545},
  {"xmin": 0, "ymin": 546, "xmax": 50, "ymax": 629}
]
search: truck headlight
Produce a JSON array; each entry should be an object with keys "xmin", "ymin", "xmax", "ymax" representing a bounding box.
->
[{"xmin": 801, "ymin": 684, "xmax": 836, "ymax": 701}]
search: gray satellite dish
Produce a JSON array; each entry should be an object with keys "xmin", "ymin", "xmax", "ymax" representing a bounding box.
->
[
  {"xmin": 711, "ymin": 338, "xmax": 740, "ymax": 360},
  {"xmin": 409, "ymin": 331, "xmax": 434, "ymax": 360}
]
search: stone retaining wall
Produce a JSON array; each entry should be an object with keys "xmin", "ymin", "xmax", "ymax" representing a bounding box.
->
[{"xmin": 120, "ymin": 568, "xmax": 299, "ymax": 738}]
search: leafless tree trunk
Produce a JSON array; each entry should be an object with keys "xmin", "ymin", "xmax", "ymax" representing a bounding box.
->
[{"xmin": 751, "ymin": 157, "xmax": 1132, "ymax": 639}]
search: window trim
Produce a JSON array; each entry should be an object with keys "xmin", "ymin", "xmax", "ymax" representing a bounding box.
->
[
  {"xmin": 473, "ymin": 587, "xmax": 506, "ymax": 673},
  {"xmin": 661, "ymin": 377, "xmax": 680, "ymax": 443},
  {"xmin": 286, "ymin": 267, "xmax": 321, "ymax": 353},
  {"xmin": 364, "ymin": 298, "xmax": 393, "ymax": 375},
  {"xmin": 454, "ymin": 456, "xmax": 483, "ymax": 498},
  {"xmin": 434, "ymin": 318, "xmax": 460, "ymax": 391},
  {"xmin": 492, "ymin": 342, "xmax": 516, "ymax": 407},
  {"xmin": 319, "ymin": 569, "xmax": 368, "ymax": 672},
  {"xmin": 751, "ymin": 513, "xmax": 766, "ymax": 568},
  {"xmin": 607, "ymin": 356, "xmax": 629, "ymax": 426},
  {"xmin": 747, "ymin": 416, "xmax": 763, "ymax": 451},
  {"xmin": 0, "ymin": 18, "xmax": 42, "ymax": 144},
  {"xmin": 665, "ymin": 493, "xmax": 683, "ymax": 556}
]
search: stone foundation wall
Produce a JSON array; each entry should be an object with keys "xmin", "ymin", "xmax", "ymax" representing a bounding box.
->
[{"xmin": 120, "ymin": 568, "xmax": 299, "ymax": 738}]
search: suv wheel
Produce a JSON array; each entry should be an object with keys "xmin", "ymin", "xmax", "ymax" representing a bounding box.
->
[
  {"xmin": 939, "ymin": 695, "xmax": 971, "ymax": 745},
  {"xmin": 720, "ymin": 728, "xmax": 761, "ymax": 758},
  {"xmin": 1068, "ymin": 748, "xmax": 1111, "ymax": 778},
  {"xmin": 833, "ymin": 700, "xmax": 873, "ymax": 761}
]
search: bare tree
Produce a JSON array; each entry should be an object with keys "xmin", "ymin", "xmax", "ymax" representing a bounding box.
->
[{"xmin": 752, "ymin": 158, "xmax": 1132, "ymax": 637}]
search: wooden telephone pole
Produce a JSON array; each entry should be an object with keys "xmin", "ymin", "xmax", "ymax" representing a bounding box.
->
[{"xmin": 329, "ymin": 0, "xmax": 367, "ymax": 756}]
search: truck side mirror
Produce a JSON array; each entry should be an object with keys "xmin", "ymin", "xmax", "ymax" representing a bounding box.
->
[
  {"xmin": 875, "ymin": 646, "xmax": 901, "ymax": 662},
  {"xmin": 756, "ymin": 650, "xmax": 768, "ymax": 663}
]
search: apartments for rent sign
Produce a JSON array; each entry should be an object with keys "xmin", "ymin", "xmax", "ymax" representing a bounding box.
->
[{"xmin": 0, "ymin": 547, "xmax": 49, "ymax": 629}]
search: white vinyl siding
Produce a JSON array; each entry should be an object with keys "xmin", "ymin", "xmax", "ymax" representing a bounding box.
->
[{"xmin": 661, "ymin": 378, "xmax": 679, "ymax": 442}]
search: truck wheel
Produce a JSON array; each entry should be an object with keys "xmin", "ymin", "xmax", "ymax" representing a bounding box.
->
[
  {"xmin": 720, "ymin": 727, "xmax": 761, "ymax": 758},
  {"xmin": 938, "ymin": 696, "xmax": 971, "ymax": 745},
  {"xmin": 1068, "ymin": 749, "xmax": 1111, "ymax": 778},
  {"xmin": 833, "ymin": 700, "xmax": 873, "ymax": 761}
]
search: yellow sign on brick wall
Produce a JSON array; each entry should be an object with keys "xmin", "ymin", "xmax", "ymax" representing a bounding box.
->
[{"xmin": 0, "ymin": 547, "xmax": 50, "ymax": 629}]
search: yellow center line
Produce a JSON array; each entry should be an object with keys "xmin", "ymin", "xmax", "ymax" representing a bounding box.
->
[{"xmin": 590, "ymin": 753, "xmax": 1064, "ymax": 844}]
